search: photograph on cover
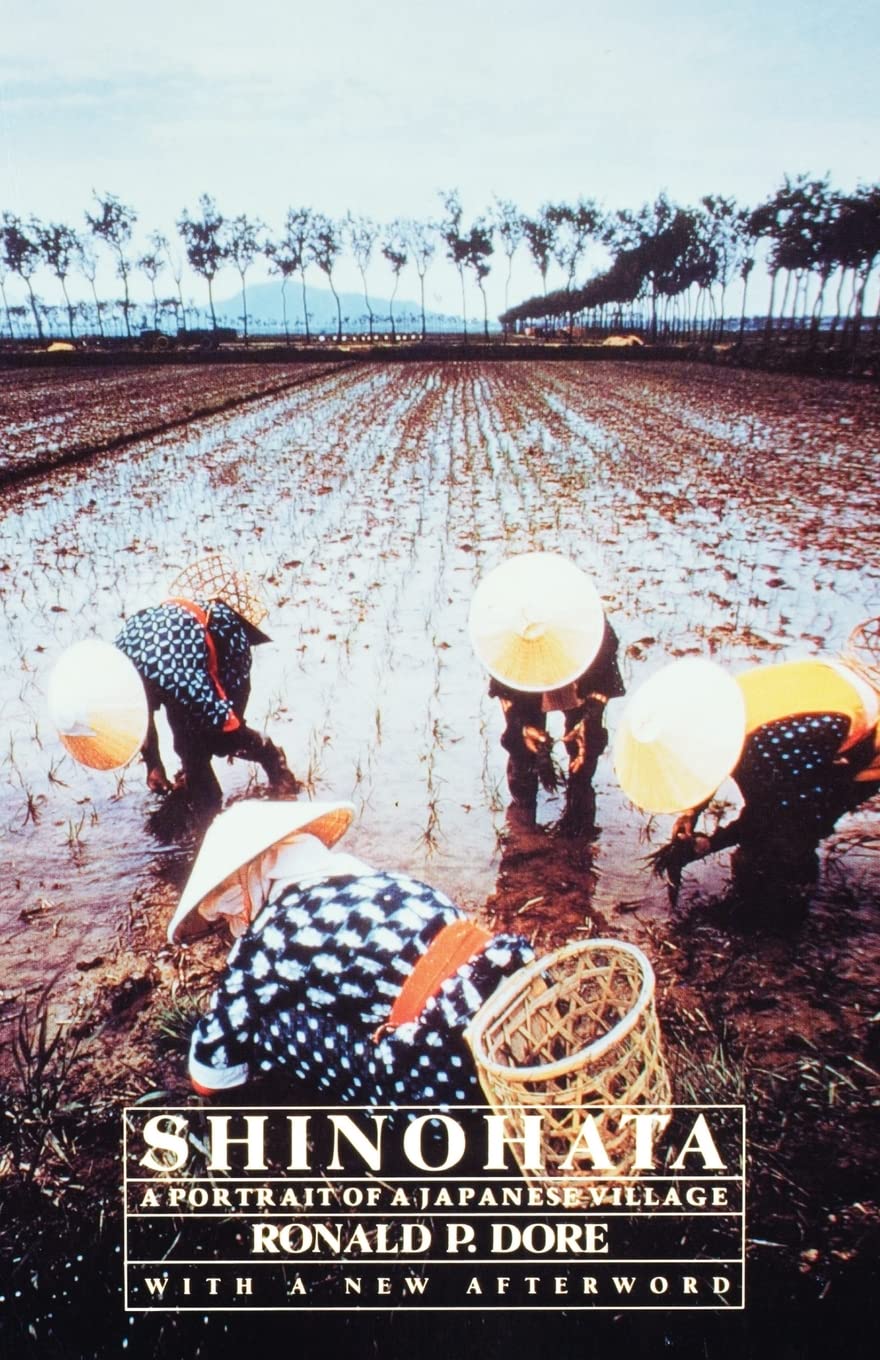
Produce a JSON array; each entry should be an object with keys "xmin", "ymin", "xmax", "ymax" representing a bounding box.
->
[{"xmin": 0, "ymin": 2, "xmax": 878, "ymax": 1356}]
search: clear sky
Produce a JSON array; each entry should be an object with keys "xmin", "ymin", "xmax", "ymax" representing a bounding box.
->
[{"xmin": 1, "ymin": 0, "xmax": 878, "ymax": 320}]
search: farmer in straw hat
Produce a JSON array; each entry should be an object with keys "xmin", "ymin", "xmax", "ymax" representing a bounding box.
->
[
  {"xmin": 115, "ymin": 554, "xmax": 299, "ymax": 811},
  {"xmin": 614, "ymin": 630, "xmax": 880, "ymax": 903},
  {"xmin": 169, "ymin": 800, "xmax": 535, "ymax": 1101},
  {"xmin": 469, "ymin": 552, "xmax": 624, "ymax": 835}
]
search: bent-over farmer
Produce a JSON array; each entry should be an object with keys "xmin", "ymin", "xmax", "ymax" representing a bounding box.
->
[
  {"xmin": 469, "ymin": 552, "xmax": 624, "ymax": 834},
  {"xmin": 615, "ymin": 634, "xmax": 880, "ymax": 905},
  {"xmin": 116, "ymin": 554, "xmax": 298, "ymax": 810},
  {"xmin": 167, "ymin": 800, "xmax": 534, "ymax": 1102}
]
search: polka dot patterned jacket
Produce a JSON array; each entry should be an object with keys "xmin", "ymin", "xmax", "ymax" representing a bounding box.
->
[
  {"xmin": 116, "ymin": 599, "xmax": 251, "ymax": 732},
  {"xmin": 733, "ymin": 660, "xmax": 880, "ymax": 838},
  {"xmin": 188, "ymin": 871, "xmax": 534, "ymax": 1103}
]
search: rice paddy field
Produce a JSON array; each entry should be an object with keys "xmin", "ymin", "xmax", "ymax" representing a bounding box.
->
[{"xmin": 1, "ymin": 355, "xmax": 879, "ymax": 1355}]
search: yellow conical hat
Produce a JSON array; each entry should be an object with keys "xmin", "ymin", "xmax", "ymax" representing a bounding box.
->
[
  {"xmin": 48, "ymin": 640, "xmax": 148, "ymax": 771},
  {"xmin": 614, "ymin": 658, "xmax": 746, "ymax": 814},
  {"xmin": 468, "ymin": 553, "xmax": 605, "ymax": 692}
]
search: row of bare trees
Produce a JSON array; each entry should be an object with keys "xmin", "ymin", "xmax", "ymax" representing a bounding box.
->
[
  {"xmin": 0, "ymin": 191, "xmax": 482, "ymax": 343},
  {"xmin": 502, "ymin": 177, "xmax": 880, "ymax": 346},
  {"xmin": 2, "ymin": 177, "xmax": 878, "ymax": 345}
]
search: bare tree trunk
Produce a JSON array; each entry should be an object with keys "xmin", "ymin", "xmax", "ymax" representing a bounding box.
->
[
  {"xmin": 0, "ymin": 281, "xmax": 15, "ymax": 336},
  {"xmin": 717, "ymin": 284, "xmax": 727, "ymax": 341},
  {"xmin": 851, "ymin": 260, "xmax": 876, "ymax": 347},
  {"xmin": 417, "ymin": 271, "xmax": 427, "ymax": 338},
  {"xmin": 830, "ymin": 269, "xmax": 847, "ymax": 336},
  {"xmin": 778, "ymin": 272, "xmax": 792, "ymax": 333},
  {"xmin": 119, "ymin": 264, "xmax": 132, "ymax": 337},
  {"xmin": 59, "ymin": 277, "xmax": 76, "ymax": 338},
  {"xmin": 327, "ymin": 276, "xmax": 342, "ymax": 341},
  {"xmin": 811, "ymin": 271, "xmax": 831, "ymax": 337},
  {"xmin": 238, "ymin": 271, "xmax": 249, "ymax": 345},
  {"xmin": 175, "ymin": 276, "xmax": 187, "ymax": 331},
  {"xmin": 280, "ymin": 277, "xmax": 289, "ymax": 341},
  {"xmin": 739, "ymin": 277, "xmax": 750, "ymax": 339},
  {"xmin": 799, "ymin": 272, "xmax": 811, "ymax": 330},
  {"xmin": 299, "ymin": 269, "xmax": 310, "ymax": 340},
  {"xmin": 389, "ymin": 277, "xmax": 399, "ymax": 341},
  {"xmin": 764, "ymin": 270, "xmax": 779, "ymax": 337},
  {"xmin": 357, "ymin": 267, "xmax": 374, "ymax": 338},
  {"xmin": 88, "ymin": 280, "xmax": 104, "ymax": 337},
  {"xmin": 24, "ymin": 278, "xmax": 43, "ymax": 339}
]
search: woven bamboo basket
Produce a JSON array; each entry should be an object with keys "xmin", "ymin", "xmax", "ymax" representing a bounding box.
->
[
  {"xmin": 466, "ymin": 939, "xmax": 670, "ymax": 1187},
  {"xmin": 844, "ymin": 616, "xmax": 880, "ymax": 690},
  {"xmin": 168, "ymin": 554, "xmax": 268, "ymax": 631}
]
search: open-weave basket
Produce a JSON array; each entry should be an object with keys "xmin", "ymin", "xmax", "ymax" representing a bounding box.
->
[
  {"xmin": 168, "ymin": 554, "xmax": 268, "ymax": 630},
  {"xmin": 466, "ymin": 939, "xmax": 670, "ymax": 1187},
  {"xmin": 844, "ymin": 616, "xmax": 880, "ymax": 690}
]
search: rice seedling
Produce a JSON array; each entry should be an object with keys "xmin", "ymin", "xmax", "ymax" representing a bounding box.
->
[
  {"xmin": 23, "ymin": 787, "xmax": 44, "ymax": 825},
  {"xmin": 304, "ymin": 726, "xmax": 330, "ymax": 795},
  {"xmin": 47, "ymin": 754, "xmax": 68, "ymax": 786},
  {"xmin": 65, "ymin": 808, "xmax": 88, "ymax": 853},
  {"xmin": 150, "ymin": 994, "xmax": 205, "ymax": 1054}
]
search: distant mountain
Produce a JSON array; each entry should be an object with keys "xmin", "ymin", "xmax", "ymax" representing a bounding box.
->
[{"xmin": 209, "ymin": 281, "xmax": 462, "ymax": 335}]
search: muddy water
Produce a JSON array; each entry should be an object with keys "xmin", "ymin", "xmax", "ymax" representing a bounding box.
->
[{"xmin": 1, "ymin": 359, "xmax": 879, "ymax": 1021}]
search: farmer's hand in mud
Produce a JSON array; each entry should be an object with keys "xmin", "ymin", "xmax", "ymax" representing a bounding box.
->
[
  {"xmin": 263, "ymin": 741, "xmax": 303, "ymax": 797},
  {"xmin": 523, "ymin": 726, "xmax": 559, "ymax": 792},
  {"xmin": 672, "ymin": 811, "xmax": 698, "ymax": 842},
  {"xmin": 522, "ymin": 724, "xmax": 549, "ymax": 756},
  {"xmin": 648, "ymin": 831, "xmax": 712, "ymax": 884},
  {"xmin": 146, "ymin": 764, "xmax": 172, "ymax": 794},
  {"xmin": 563, "ymin": 719, "xmax": 588, "ymax": 775},
  {"xmin": 271, "ymin": 766, "xmax": 302, "ymax": 797}
]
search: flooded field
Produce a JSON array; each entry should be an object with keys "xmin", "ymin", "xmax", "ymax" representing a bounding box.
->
[
  {"xmin": 1, "ymin": 357, "xmax": 879, "ymax": 1344},
  {"xmin": 0, "ymin": 360, "xmax": 340, "ymax": 480},
  {"xmin": 2, "ymin": 359, "xmax": 879, "ymax": 975}
]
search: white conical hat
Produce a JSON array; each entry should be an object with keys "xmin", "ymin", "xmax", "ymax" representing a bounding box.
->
[
  {"xmin": 614, "ymin": 658, "xmax": 746, "ymax": 814},
  {"xmin": 168, "ymin": 799, "xmax": 355, "ymax": 943},
  {"xmin": 468, "ymin": 553, "xmax": 606, "ymax": 692},
  {"xmin": 48, "ymin": 639, "xmax": 148, "ymax": 771}
]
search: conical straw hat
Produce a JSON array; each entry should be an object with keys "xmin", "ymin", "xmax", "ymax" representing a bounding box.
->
[
  {"xmin": 614, "ymin": 658, "xmax": 746, "ymax": 814},
  {"xmin": 468, "ymin": 553, "xmax": 605, "ymax": 692},
  {"xmin": 168, "ymin": 553, "xmax": 271, "ymax": 643},
  {"xmin": 168, "ymin": 799, "xmax": 356, "ymax": 943},
  {"xmin": 48, "ymin": 640, "xmax": 148, "ymax": 771}
]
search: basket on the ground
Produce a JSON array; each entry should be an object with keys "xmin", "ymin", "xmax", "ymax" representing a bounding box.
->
[
  {"xmin": 844, "ymin": 616, "xmax": 880, "ymax": 690},
  {"xmin": 168, "ymin": 554, "xmax": 268, "ymax": 631},
  {"xmin": 466, "ymin": 938, "xmax": 670, "ymax": 1186}
]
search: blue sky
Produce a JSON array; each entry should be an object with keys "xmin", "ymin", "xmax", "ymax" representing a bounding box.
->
[{"xmin": 1, "ymin": 0, "xmax": 878, "ymax": 320}]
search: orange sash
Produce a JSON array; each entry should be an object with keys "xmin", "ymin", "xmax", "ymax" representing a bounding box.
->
[
  {"xmin": 372, "ymin": 919, "xmax": 492, "ymax": 1042},
  {"xmin": 164, "ymin": 597, "xmax": 240, "ymax": 732}
]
